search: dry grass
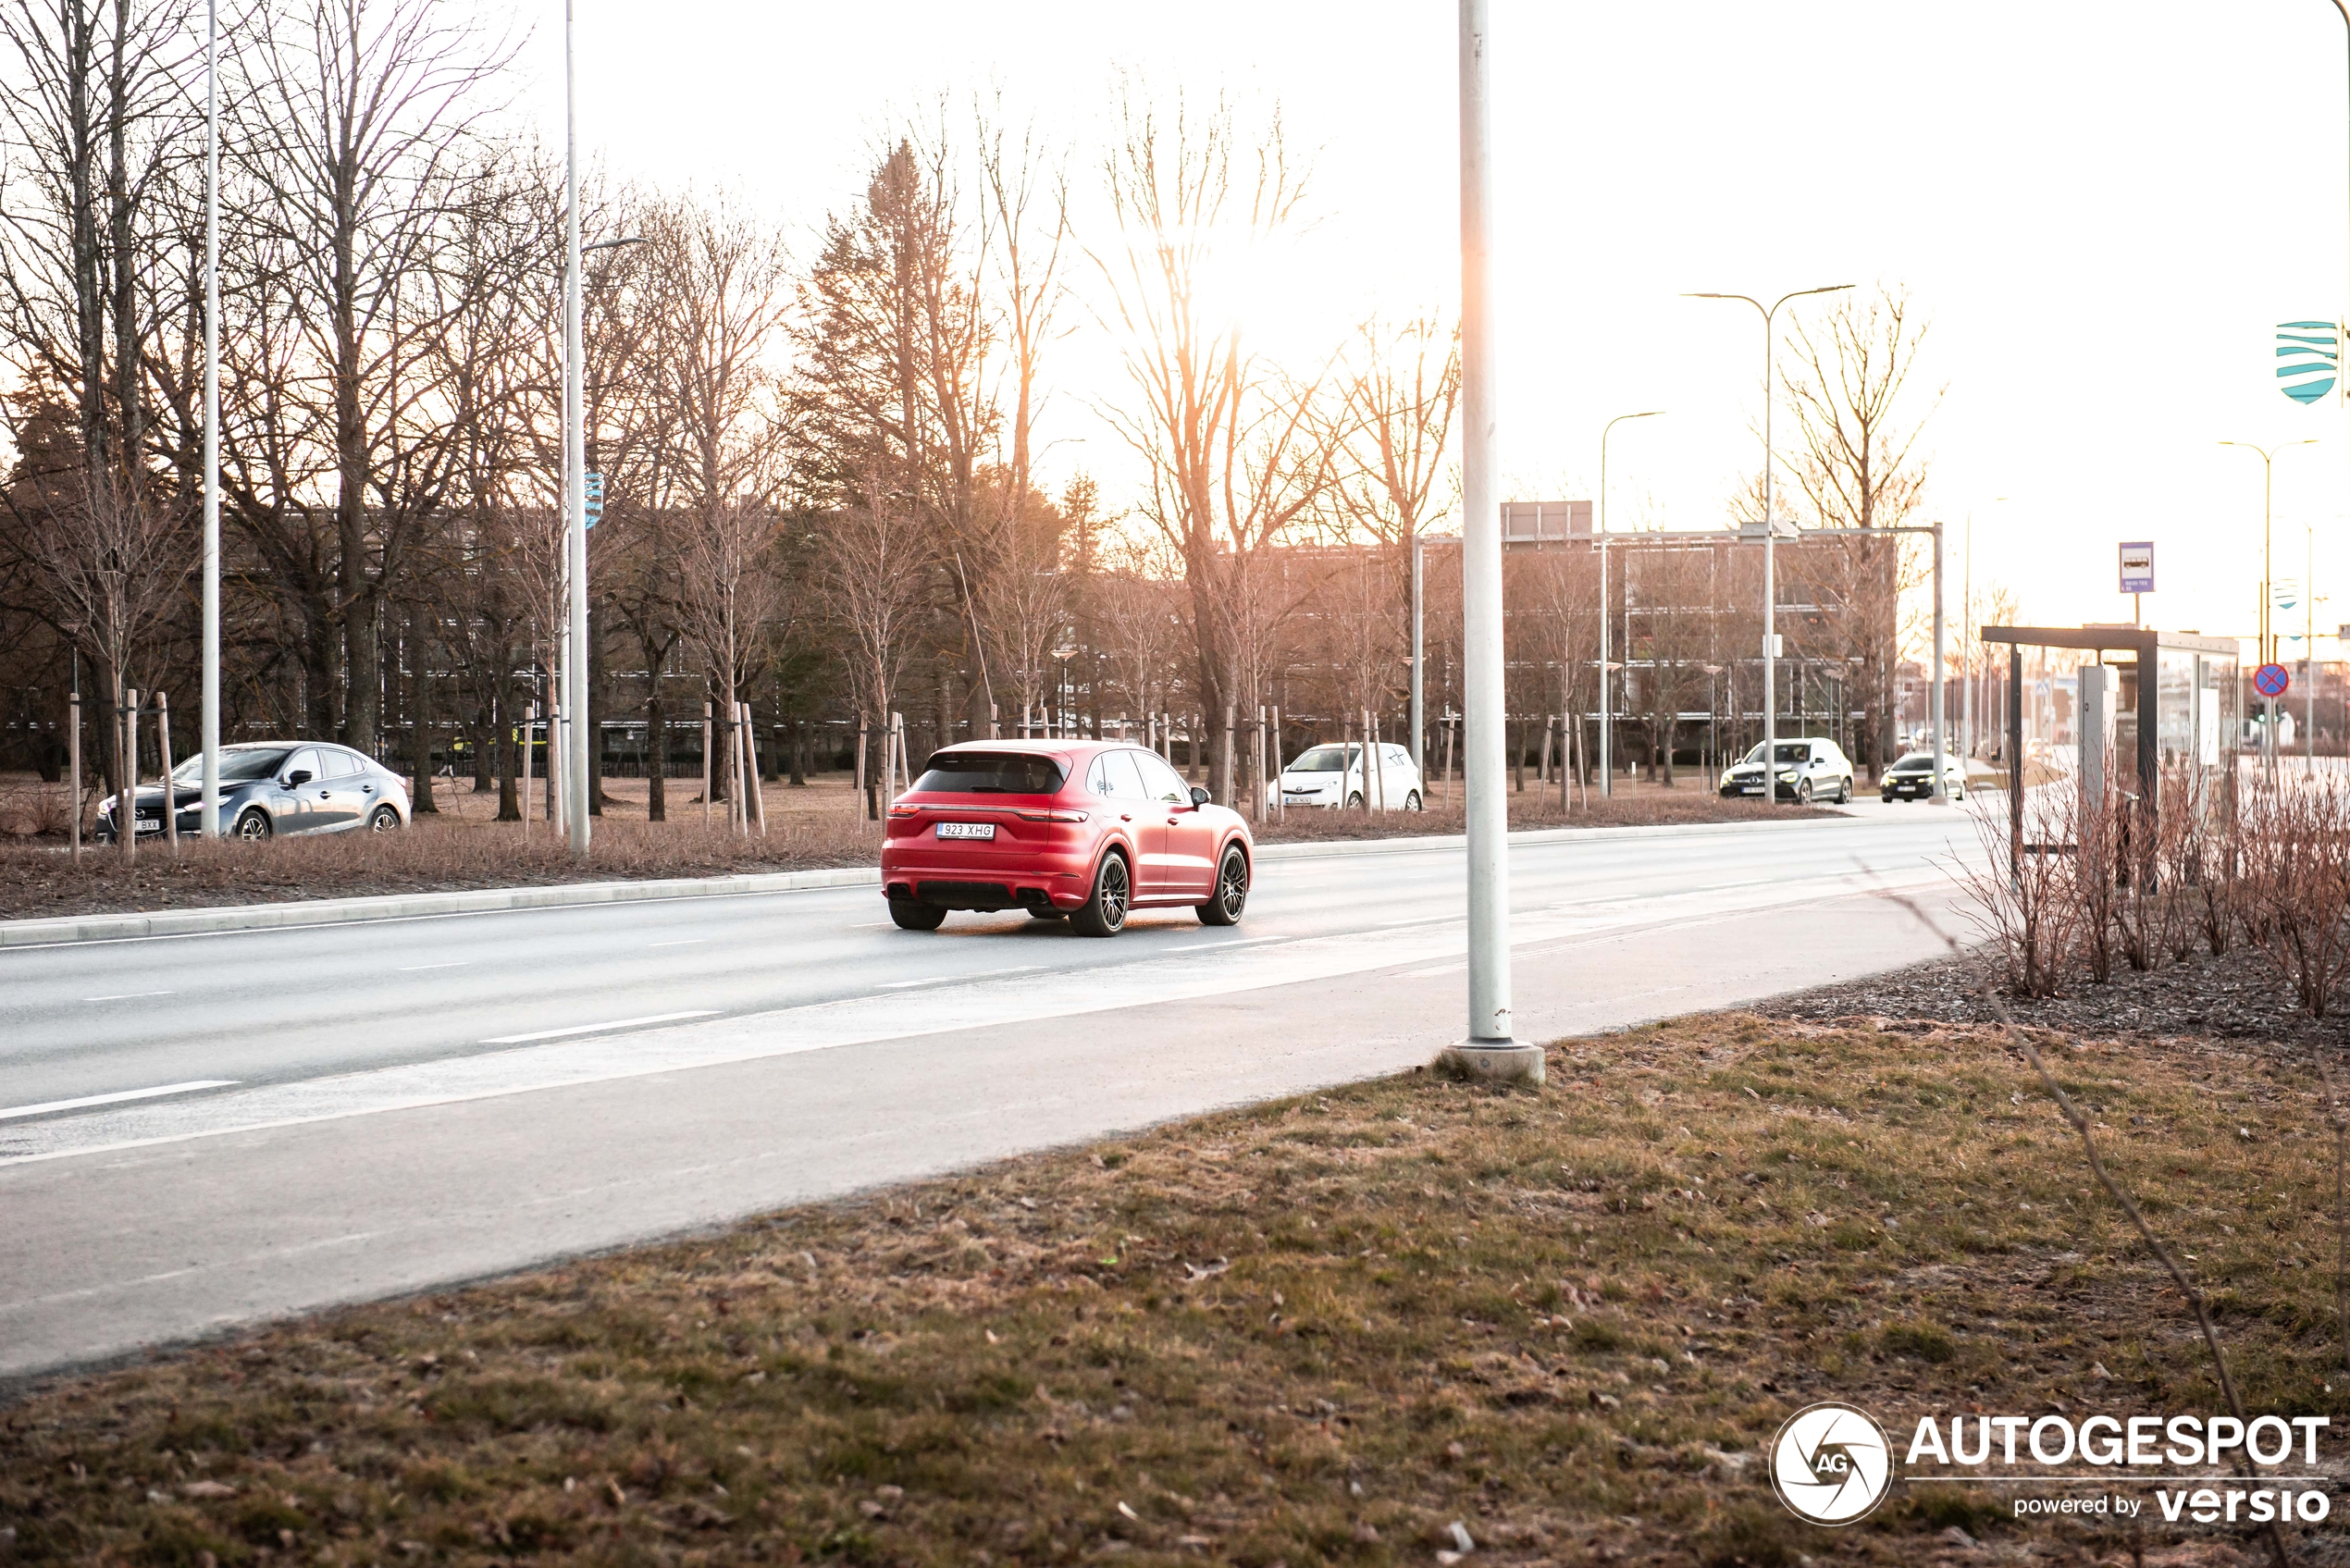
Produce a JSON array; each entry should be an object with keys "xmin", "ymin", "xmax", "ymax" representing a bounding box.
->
[
  {"xmin": 0, "ymin": 775, "xmax": 1834, "ymax": 922},
  {"xmin": 4, "ymin": 1012, "xmax": 2340, "ymax": 1567}
]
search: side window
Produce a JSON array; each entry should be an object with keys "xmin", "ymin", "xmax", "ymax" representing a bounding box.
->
[
  {"xmin": 1135, "ymin": 750, "xmax": 1190, "ymax": 805},
  {"xmin": 285, "ymin": 747, "xmax": 323, "ymax": 784},
  {"xmin": 1387, "ymin": 746, "xmax": 1409, "ymax": 769},
  {"xmin": 325, "ymin": 748, "xmax": 365, "ymax": 778},
  {"xmin": 1085, "ymin": 753, "xmax": 1119, "ymax": 797},
  {"xmin": 1102, "ymin": 749, "xmax": 1150, "ymax": 800}
]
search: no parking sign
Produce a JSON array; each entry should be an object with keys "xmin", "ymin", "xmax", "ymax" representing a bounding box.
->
[{"xmin": 2256, "ymin": 662, "xmax": 2292, "ymax": 698}]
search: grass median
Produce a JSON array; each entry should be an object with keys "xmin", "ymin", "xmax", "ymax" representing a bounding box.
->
[{"xmin": 6, "ymin": 1008, "xmax": 2338, "ymax": 1566}]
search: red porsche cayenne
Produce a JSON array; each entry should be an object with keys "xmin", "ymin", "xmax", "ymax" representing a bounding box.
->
[{"xmin": 879, "ymin": 740, "xmax": 1254, "ymax": 936}]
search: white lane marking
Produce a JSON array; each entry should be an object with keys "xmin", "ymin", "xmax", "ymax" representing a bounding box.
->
[
  {"xmin": 1166, "ymin": 934, "xmax": 1293, "ymax": 952},
  {"xmin": 80, "ymin": 990, "xmax": 174, "ymax": 1001},
  {"xmin": 479, "ymin": 1010, "xmax": 720, "ymax": 1044},
  {"xmin": 398, "ymin": 962, "xmax": 469, "ymax": 971},
  {"xmin": 877, "ymin": 964, "xmax": 1043, "ymax": 991},
  {"xmin": 648, "ymin": 939, "xmax": 704, "ymax": 947},
  {"xmin": 1377, "ymin": 914, "xmax": 1459, "ymax": 928},
  {"xmin": 0, "ymin": 1080, "xmax": 237, "ymax": 1121},
  {"xmin": 1404, "ymin": 963, "xmax": 1464, "ymax": 978}
]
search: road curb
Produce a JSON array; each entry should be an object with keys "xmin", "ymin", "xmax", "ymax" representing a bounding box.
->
[
  {"xmin": 0, "ymin": 812, "xmax": 1879, "ymax": 948},
  {"xmin": 0, "ymin": 867, "xmax": 884, "ymax": 948}
]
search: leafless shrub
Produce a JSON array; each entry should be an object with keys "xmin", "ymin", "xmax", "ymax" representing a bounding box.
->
[
  {"xmin": 1958, "ymin": 790, "xmax": 2080, "ymax": 998},
  {"xmin": 2237, "ymin": 773, "xmax": 2350, "ymax": 1019},
  {"xmin": 2155, "ymin": 761, "xmax": 2208, "ymax": 964}
]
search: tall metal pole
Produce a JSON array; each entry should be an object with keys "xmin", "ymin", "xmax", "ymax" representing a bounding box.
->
[
  {"xmin": 563, "ymin": 0, "xmax": 589, "ymax": 857},
  {"xmin": 1688, "ymin": 285, "xmax": 1851, "ymax": 793},
  {"xmin": 2220, "ymin": 438, "xmax": 2318, "ymax": 770},
  {"xmin": 1598, "ymin": 537, "xmax": 1610, "ymax": 796},
  {"xmin": 1961, "ymin": 512, "xmax": 1973, "ymax": 758},
  {"xmin": 1928, "ymin": 521, "xmax": 1948, "ymax": 803},
  {"xmin": 1446, "ymin": 0, "xmax": 1532, "ymax": 1081},
  {"xmin": 1409, "ymin": 530, "xmax": 1425, "ymax": 775},
  {"xmin": 199, "ymin": 0, "xmax": 219, "ymax": 837}
]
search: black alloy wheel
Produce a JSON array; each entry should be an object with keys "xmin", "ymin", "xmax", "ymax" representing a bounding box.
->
[
  {"xmin": 1070, "ymin": 852, "xmax": 1130, "ymax": 938},
  {"xmin": 1196, "ymin": 845, "xmax": 1249, "ymax": 926}
]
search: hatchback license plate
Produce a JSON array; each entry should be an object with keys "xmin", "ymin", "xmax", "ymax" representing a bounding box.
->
[{"xmin": 936, "ymin": 821, "xmax": 996, "ymax": 841}]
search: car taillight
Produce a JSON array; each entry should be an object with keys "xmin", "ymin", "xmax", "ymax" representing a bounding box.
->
[
  {"xmin": 1015, "ymin": 809, "xmax": 1089, "ymax": 823},
  {"xmin": 887, "ymin": 803, "xmax": 921, "ymax": 819}
]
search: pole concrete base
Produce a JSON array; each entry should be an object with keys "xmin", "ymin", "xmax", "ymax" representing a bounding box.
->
[{"xmin": 1434, "ymin": 1041, "xmax": 1546, "ymax": 1085}]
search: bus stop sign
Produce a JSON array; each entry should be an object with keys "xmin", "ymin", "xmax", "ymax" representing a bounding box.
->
[{"xmin": 2256, "ymin": 661, "xmax": 2291, "ymax": 698}]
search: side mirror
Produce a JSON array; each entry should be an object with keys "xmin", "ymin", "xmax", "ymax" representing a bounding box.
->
[
  {"xmin": 285, "ymin": 770, "xmax": 313, "ymax": 787},
  {"xmin": 1190, "ymin": 785, "xmax": 1211, "ymax": 807}
]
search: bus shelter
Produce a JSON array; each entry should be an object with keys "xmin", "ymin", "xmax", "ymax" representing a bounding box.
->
[{"xmin": 1980, "ymin": 625, "xmax": 2240, "ymax": 875}]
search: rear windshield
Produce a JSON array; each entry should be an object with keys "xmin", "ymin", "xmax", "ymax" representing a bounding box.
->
[{"xmin": 911, "ymin": 751, "xmax": 1066, "ymax": 795}]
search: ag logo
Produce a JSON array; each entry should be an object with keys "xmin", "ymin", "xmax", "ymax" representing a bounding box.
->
[{"xmin": 1770, "ymin": 1401, "xmax": 1894, "ymax": 1525}]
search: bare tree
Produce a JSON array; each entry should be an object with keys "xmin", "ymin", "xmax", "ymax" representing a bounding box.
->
[
  {"xmin": 819, "ymin": 474, "xmax": 929, "ymax": 811},
  {"xmin": 244, "ymin": 0, "xmax": 514, "ymax": 755},
  {"xmin": 1782, "ymin": 284, "xmax": 1937, "ymax": 774},
  {"xmin": 1094, "ymin": 86, "xmax": 1341, "ymax": 801}
]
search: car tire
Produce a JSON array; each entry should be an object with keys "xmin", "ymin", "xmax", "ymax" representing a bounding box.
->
[
  {"xmin": 1196, "ymin": 845, "xmax": 1249, "ymax": 926},
  {"xmin": 93, "ymin": 824, "xmax": 116, "ymax": 846},
  {"xmin": 1070, "ymin": 852, "xmax": 1130, "ymax": 938},
  {"xmin": 1953, "ymin": 785, "xmax": 1965, "ymax": 802},
  {"xmin": 1835, "ymin": 777, "xmax": 1852, "ymax": 805},
  {"xmin": 367, "ymin": 804, "xmax": 402, "ymax": 832},
  {"xmin": 888, "ymin": 897, "xmax": 947, "ymax": 932},
  {"xmin": 1404, "ymin": 790, "xmax": 1422, "ymax": 811},
  {"xmin": 1346, "ymin": 792, "xmax": 1364, "ymax": 809},
  {"xmin": 235, "ymin": 809, "xmax": 272, "ymax": 843},
  {"xmin": 1796, "ymin": 780, "xmax": 1813, "ymax": 806}
]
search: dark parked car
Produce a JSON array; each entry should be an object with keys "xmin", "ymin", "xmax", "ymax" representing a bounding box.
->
[{"xmin": 96, "ymin": 742, "xmax": 413, "ymax": 843}]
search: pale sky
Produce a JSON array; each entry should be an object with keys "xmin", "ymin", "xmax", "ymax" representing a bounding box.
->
[{"xmin": 523, "ymin": 1, "xmax": 2350, "ymax": 661}]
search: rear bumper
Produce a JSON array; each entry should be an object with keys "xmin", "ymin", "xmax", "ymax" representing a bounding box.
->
[{"xmin": 880, "ymin": 844, "xmax": 1096, "ymax": 909}]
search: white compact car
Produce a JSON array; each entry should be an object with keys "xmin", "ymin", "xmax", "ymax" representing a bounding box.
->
[
  {"xmin": 1272, "ymin": 741, "xmax": 1424, "ymax": 810},
  {"xmin": 1717, "ymin": 736, "xmax": 1854, "ymax": 804}
]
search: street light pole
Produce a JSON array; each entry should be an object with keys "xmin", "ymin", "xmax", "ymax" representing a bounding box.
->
[
  {"xmin": 2220, "ymin": 438, "xmax": 2317, "ymax": 772},
  {"xmin": 199, "ymin": 0, "xmax": 219, "ymax": 837},
  {"xmin": 1409, "ymin": 525, "xmax": 1427, "ymax": 776},
  {"xmin": 563, "ymin": 0, "xmax": 589, "ymax": 858},
  {"xmin": 1688, "ymin": 285, "xmax": 1852, "ymax": 793},
  {"xmin": 1596, "ymin": 410, "xmax": 1662, "ymax": 798},
  {"xmin": 1444, "ymin": 0, "xmax": 1534, "ymax": 1082},
  {"xmin": 1929, "ymin": 520, "xmax": 1948, "ymax": 803}
]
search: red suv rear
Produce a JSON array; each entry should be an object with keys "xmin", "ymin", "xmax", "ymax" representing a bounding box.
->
[{"xmin": 879, "ymin": 741, "xmax": 1254, "ymax": 936}]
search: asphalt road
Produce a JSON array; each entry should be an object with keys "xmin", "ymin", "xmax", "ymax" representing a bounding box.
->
[{"xmin": 0, "ymin": 804, "xmax": 1985, "ymax": 1383}]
